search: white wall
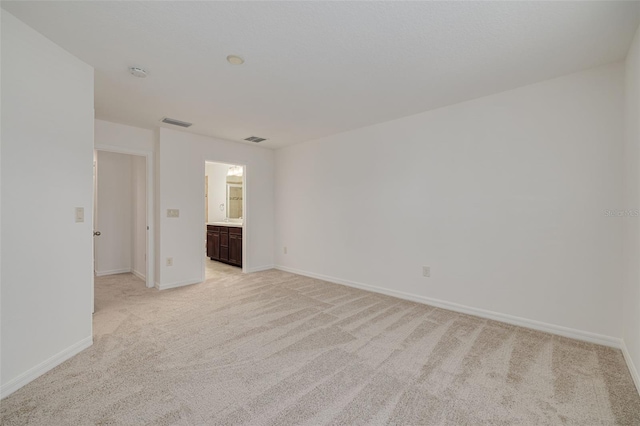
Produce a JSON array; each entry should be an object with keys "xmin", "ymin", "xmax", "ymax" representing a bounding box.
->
[
  {"xmin": 206, "ymin": 162, "xmax": 230, "ymax": 223},
  {"xmin": 623, "ymin": 23, "xmax": 640, "ymax": 388},
  {"xmin": 132, "ymin": 155, "xmax": 147, "ymax": 279},
  {"xmin": 0, "ymin": 8, "xmax": 4, "ymax": 392},
  {"xmin": 95, "ymin": 119, "xmax": 156, "ymax": 153},
  {"xmin": 95, "ymin": 151, "xmax": 132, "ymax": 275},
  {"xmin": 158, "ymin": 128, "xmax": 274, "ymax": 287},
  {"xmin": 1, "ymin": 11, "xmax": 94, "ymax": 396},
  {"xmin": 275, "ymin": 62, "xmax": 625, "ymax": 341}
]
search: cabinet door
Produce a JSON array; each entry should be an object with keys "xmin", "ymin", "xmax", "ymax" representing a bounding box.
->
[
  {"xmin": 219, "ymin": 231, "xmax": 229, "ymax": 261},
  {"xmin": 206, "ymin": 232, "xmax": 214, "ymax": 258},
  {"xmin": 212, "ymin": 231, "xmax": 220, "ymax": 260},
  {"xmin": 229, "ymin": 234, "xmax": 242, "ymax": 266}
]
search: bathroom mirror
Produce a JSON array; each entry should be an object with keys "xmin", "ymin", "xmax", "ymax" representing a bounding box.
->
[{"xmin": 226, "ymin": 175, "xmax": 243, "ymax": 219}]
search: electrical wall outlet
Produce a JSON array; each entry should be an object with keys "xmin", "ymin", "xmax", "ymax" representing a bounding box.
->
[
  {"xmin": 166, "ymin": 257, "xmax": 173, "ymax": 267},
  {"xmin": 167, "ymin": 209, "xmax": 180, "ymax": 218},
  {"xmin": 423, "ymin": 266, "xmax": 430, "ymax": 277},
  {"xmin": 284, "ymin": 246, "xmax": 288, "ymax": 254},
  {"xmin": 75, "ymin": 207, "xmax": 84, "ymax": 223}
]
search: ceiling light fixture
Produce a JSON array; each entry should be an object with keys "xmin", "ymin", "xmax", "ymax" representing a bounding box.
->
[
  {"xmin": 129, "ymin": 67, "xmax": 148, "ymax": 78},
  {"xmin": 227, "ymin": 165, "xmax": 243, "ymax": 177},
  {"xmin": 226, "ymin": 55, "xmax": 245, "ymax": 65}
]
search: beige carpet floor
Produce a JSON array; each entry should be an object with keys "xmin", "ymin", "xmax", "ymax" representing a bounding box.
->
[{"xmin": 2, "ymin": 261, "xmax": 639, "ymax": 425}]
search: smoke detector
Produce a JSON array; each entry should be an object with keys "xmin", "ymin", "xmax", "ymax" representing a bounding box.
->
[
  {"xmin": 129, "ymin": 67, "xmax": 148, "ymax": 78},
  {"xmin": 226, "ymin": 55, "xmax": 245, "ymax": 65}
]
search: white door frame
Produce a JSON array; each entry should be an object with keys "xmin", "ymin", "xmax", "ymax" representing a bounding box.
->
[
  {"xmin": 95, "ymin": 144, "xmax": 155, "ymax": 288},
  {"xmin": 202, "ymin": 160, "xmax": 247, "ymax": 283}
]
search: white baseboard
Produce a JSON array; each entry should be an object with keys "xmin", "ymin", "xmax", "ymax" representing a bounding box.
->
[
  {"xmin": 155, "ymin": 278, "xmax": 201, "ymax": 291},
  {"xmin": 132, "ymin": 269, "xmax": 146, "ymax": 281},
  {"xmin": 621, "ymin": 340, "xmax": 640, "ymax": 393},
  {"xmin": 95, "ymin": 268, "xmax": 132, "ymax": 277},
  {"xmin": 274, "ymin": 265, "xmax": 621, "ymax": 349},
  {"xmin": 244, "ymin": 265, "xmax": 274, "ymax": 273},
  {"xmin": 1, "ymin": 336, "xmax": 93, "ymax": 399}
]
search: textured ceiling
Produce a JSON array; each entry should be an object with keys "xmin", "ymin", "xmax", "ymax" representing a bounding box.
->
[{"xmin": 3, "ymin": 1, "xmax": 639, "ymax": 149}]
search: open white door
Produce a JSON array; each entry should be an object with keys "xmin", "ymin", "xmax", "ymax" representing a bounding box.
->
[
  {"xmin": 94, "ymin": 149, "xmax": 153, "ymax": 288},
  {"xmin": 92, "ymin": 151, "xmax": 99, "ymax": 314}
]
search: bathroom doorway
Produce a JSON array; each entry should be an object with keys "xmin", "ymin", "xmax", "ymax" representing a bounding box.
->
[{"xmin": 204, "ymin": 161, "xmax": 246, "ymax": 280}]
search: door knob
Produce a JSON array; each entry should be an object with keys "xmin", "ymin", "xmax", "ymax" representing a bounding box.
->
[{"xmin": 93, "ymin": 231, "xmax": 101, "ymax": 236}]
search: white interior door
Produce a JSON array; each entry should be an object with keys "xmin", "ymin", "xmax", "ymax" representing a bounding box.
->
[
  {"xmin": 95, "ymin": 151, "xmax": 149, "ymax": 285},
  {"xmin": 95, "ymin": 151, "xmax": 133, "ymax": 276},
  {"xmin": 131, "ymin": 155, "xmax": 147, "ymax": 282},
  {"xmin": 92, "ymin": 151, "xmax": 98, "ymax": 313},
  {"xmin": 93, "ymin": 145, "xmax": 154, "ymax": 288}
]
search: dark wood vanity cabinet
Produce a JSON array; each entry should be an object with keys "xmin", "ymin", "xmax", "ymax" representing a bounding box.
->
[{"xmin": 207, "ymin": 225, "xmax": 242, "ymax": 267}]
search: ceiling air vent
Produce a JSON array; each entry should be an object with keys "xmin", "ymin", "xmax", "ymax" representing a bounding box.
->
[
  {"xmin": 244, "ymin": 136, "xmax": 267, "ymax": 143},
  {"xmin": 161, "ymin": 117, "xmax": 192, "ymax": 128}
]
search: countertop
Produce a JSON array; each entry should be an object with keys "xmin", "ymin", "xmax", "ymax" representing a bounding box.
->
[{"xmin": 207, "ymin": 222, "xmax": 243, "ymax": 228}]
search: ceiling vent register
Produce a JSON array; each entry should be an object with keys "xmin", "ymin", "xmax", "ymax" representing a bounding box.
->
[
  {"xmin": 244, "ymin": 136, "xmax": 267, "ymax": 143},
  {"xmin": 161, "ymin": 117, "xmax": 193, "ymax": 128}
]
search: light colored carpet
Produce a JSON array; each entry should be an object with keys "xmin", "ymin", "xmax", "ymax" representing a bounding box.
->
[{"xmin": 1, "ymin": 261, "xmax": 639, "ymax": 425}]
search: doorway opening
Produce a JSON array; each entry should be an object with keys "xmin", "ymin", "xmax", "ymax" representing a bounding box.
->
[
  {"xmin": 204, "ymin": 161, "xmax": 246, "ymax": 280},
  {"xmin": 93, "ymin": 148, "xmax": 154, "ymax": 304}
]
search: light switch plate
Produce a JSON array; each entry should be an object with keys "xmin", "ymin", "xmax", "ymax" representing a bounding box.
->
[
  {"xmin": 167, "ymin": 209, "xmax": 180, "ymax": 218},
  {"xmin": 75, "ymin": 207, "xmax": 84, "ymax": 223}
]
